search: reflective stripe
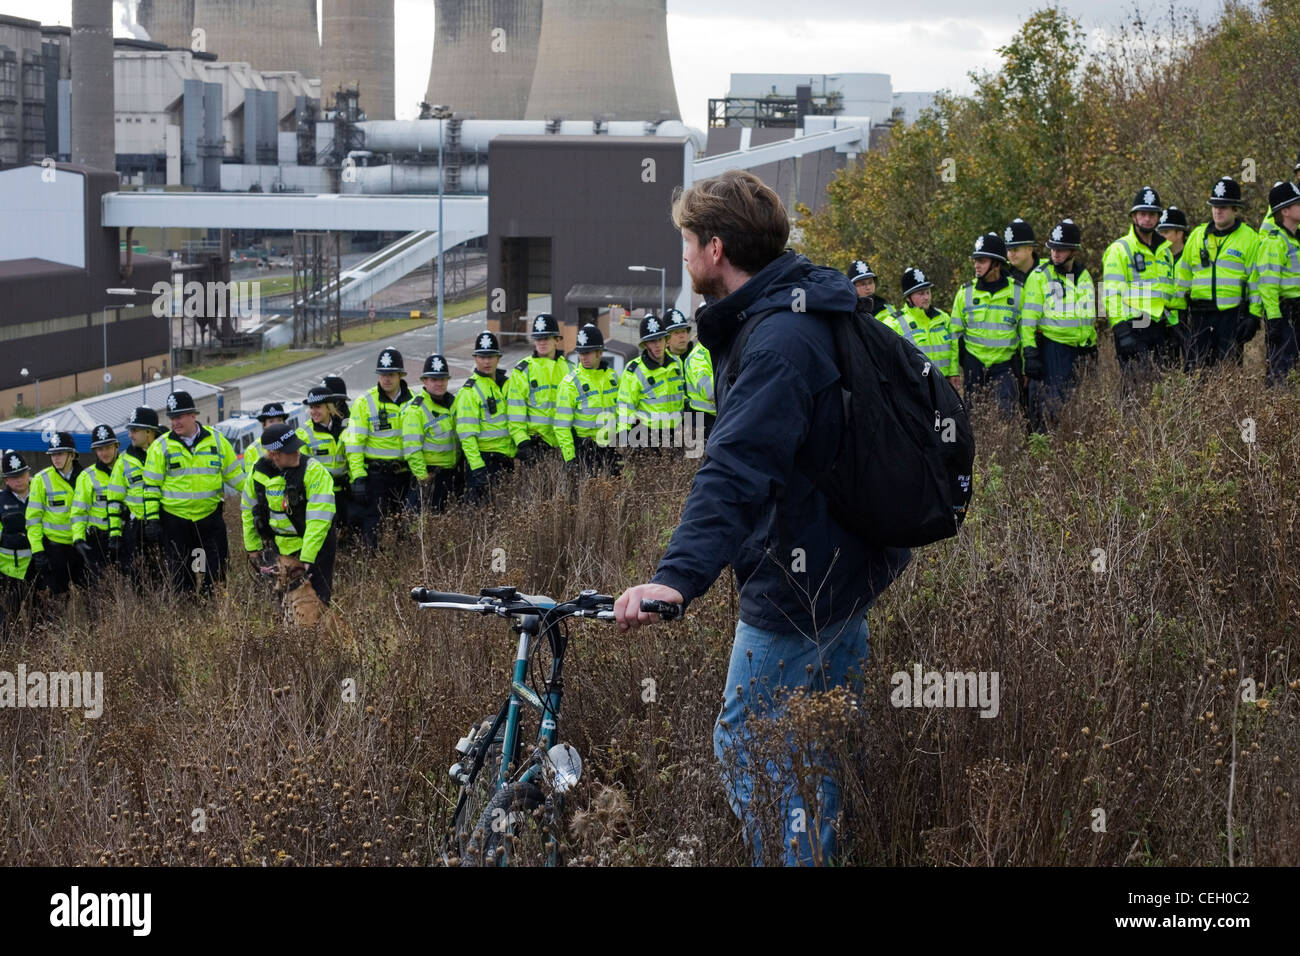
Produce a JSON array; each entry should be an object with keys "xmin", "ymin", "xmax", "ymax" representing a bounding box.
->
[
  {"xmin": 162, "ymin": 488, "xmax": 219, "ymax": 500},
  {"xmin": 0, "ymin": 547, "xmax": 31, "ymax": 558},
  {"xmin": 304, "ymin": 509, "xmax": 333, "ymax": 521},
  {"xmin": 363, "ymin": 446, "xmax": 404, "ymax": 460}
]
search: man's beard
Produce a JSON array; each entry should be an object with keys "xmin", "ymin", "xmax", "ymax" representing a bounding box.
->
[{"xmin": 689, "ymin": 267, "xmax": 726, "ymax": 301}]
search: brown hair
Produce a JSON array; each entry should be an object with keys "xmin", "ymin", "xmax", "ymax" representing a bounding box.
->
[{"xmin": 671, "ymin": 169, "xmax": 789, "ymax": 275}]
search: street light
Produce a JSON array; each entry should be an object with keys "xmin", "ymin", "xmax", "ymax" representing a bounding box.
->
[
  {"xmin": 109, "ymin": 286, "xmax": 174, "ymax": 394},
  {"xmin": 19, "ymin": 367, "xmax": 38, "ymax": 414},
  {"xmin": 430, "ymin": 104, "xmax": 453, "ymax": 356},
  {"xmin": 628, "ymin": 265, "xmax": 666, "ymax": 318}
]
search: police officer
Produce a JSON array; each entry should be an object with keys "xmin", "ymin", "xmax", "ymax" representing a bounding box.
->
[
  {"xmin": 142, "ymin": 391, "xmax": 241, "ymax": 594},
  {"xmin": 1025, "ymin": 220, "xmax": 1098, "ymax": 429},
  {"xmin": 243, "ymin": 423, "xmax": 337, "ymax": 608},
  {"xmin": 72, "ymin": 423, "xmax": 123, "ymax": 580},
  {"xmin": 663, "ymin": 308, "xmax": 713, "ymax": 437},
  {"xmin": 321, "ymin": 375, "xmax": 351, "ymax": 420},
  {"xmin": 1157, "ymin": 207, "xmax": 1190, "ymax": 343},
  {"xmin": 505, "ymin": 313, "xmax": 571, "ymax": 466},
  {"xmin": 882, "ymin": 267, "xmax": 959, "ymax": 384},
  {"xmin": 111, "ymin": 406, "xmax": 164, "ymax": 586},
  {"xmin": 1174, "ymin": 177, "xmax": 1260, "ymax": 368},
  {"xmin": 402, "ymin": 354, "xmax": 461, "ymax": 512},
  {"xmin": 346, "ymin": 347, "xmax": 414, "ymax": 549},
  {"xmin": 28, "ymin": 431, "xmax": 86, "ymax": 595},
  {"xmin": 297, "ymin": 385, "xmax": 349, "ymax": 529},
  {"xmin": 618, "ymin": 314, "xmax": 686, "ymax": 453},
  {"xmin": 244, "ymin": 402, "xmax": 289, "ymax": 480},
  {"xmin": 0, "ymin": 451, "xmax": 35, "ymax": 637},
  {"xmin": 1259, "ymin": 151, "xmax": 1300, "ymax": 238},
  {"xmin": 950, "ymin": 232, "xmax": 1025, "ymax": 415},
  {"xmin": 554, "ymin": 324, "xmax": 622, "ymax": 476},
  {"xmin": 1254, "ymin": 180, "xmax": 1300, "ymax": 385},
  {"xmin": 1102, "ymin": 186, "xmax": 1180, "ymax": 382},
  {"xmin": 455, "ymin": 330, "xmax": 516, "ymax": 503},
  {"xmin": 847, "ymin": 260, "xmax": 890, "ymax": 318}
]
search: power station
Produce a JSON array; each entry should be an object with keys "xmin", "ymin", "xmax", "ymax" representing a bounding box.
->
[{"xmin": 425, "ymin": 0, "xmax": 542, "ymax": 121}]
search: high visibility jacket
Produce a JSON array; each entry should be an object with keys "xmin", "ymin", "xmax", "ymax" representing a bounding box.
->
[
  {"xmin": 618, "ymin": 351, "xmax": 685, "ymax": 429},
  {"xmin": 1101, "ymin": 227, "xmax": 1178, "ymax": 326},
  {"xmin": 296, "ymin": 418, "xmax": 348, "ymax": 489},
  {"xmin": 554, "ymin": 362, "xmax": 620, "ymax": 462},
  {"xmin": 241, "ymin": 456, "xmax": 335, "ymax": 563},
  {"xmin": 345, "ymin": 381, "xmax": 414, "ymax": 480},
  {"xmin": 673, "ymin": 341, "xmax": 716, "ymax": 416},
  {"xmin": 454, "ymin": 370, "xmax": 515, "ymax": 470},
  {"xmin": 1007, "ymin": 263, "xmax": 1046, "ymax": 349},
  {"xmin": 27, "ymin": 464, "xmax": 82, "ymax": 552},
  {"xmin": 880, "ymin": 305, "xmax": 958, "ymax": 376},
  {"xmin": 142, "ymin": 426, "xmax": 240, "ymax": 522},
  {"xmin": 949, "ymin": 276, "xmax": 1025, "ymax": 368},
  {"xmin": 1028, "ymin": 260, "xmax": 1097, "ymax": 347},
  {"xmin": 1175, "ymin": 219, "xmax": 1259, "ymax": 312},
  {"xmin": 111, "ymin": 444, "xmax": 150, "ymax": 521},
  {"xmin": 1253, "ymin": 224, "xmax": 1300, "ymax": 321},
  {"xmin": 72, "ymin": 458, "xmax": 122, "ymax": 542},
  {"xmin": 0, "ymin": 487, "xmax": 31, "ymax": 580},
  {"xmin": 401, "ymin": 389, "xmax": 460, "ymax": 479},
  {"xmin": 505, "ymin": 353, "xmax": 572, "ymax": 448}
]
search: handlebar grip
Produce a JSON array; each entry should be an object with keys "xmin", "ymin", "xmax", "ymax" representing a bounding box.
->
[
  {"xmin": 411, "ymin": 587, "xmax": 483, "ymax": 604},
  {"xmin": 639, "ymin": 599, "xmax": 683, "ymax": 620}
]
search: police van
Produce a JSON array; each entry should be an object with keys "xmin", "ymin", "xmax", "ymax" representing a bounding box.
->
[{"xmin": 215, "ymin": 403, "xmax": 305, "ymax": 471}]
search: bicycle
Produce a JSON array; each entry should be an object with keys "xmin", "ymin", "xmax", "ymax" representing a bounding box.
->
[{"xmin": 410, "ymin": 584, "xmax": 682, "ymax": 866}]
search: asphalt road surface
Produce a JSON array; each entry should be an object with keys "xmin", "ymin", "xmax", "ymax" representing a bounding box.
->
[{"xmin": 230, "ymin": 297, "xmax": 556, "ymax": 408}]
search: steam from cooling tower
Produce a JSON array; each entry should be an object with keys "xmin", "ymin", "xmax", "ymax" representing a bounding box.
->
[
  {"xmin": 426, "ymin": 0, "xmax": 542, "ymax": 121},
  {"xmin": 116, "ymin": 1, "xmax": 150, "ymax": 41},
  {"xmin": 136, "ymin": 0, "xmax": 195, "ymax": 49}
]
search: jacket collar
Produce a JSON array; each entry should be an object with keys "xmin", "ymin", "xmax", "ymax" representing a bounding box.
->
[{"xmin": 696, "ymin": 250, "xmax": 796, "ymax": 353}]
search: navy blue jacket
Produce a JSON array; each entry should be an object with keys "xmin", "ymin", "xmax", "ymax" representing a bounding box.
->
[{"xmin": 652, "ymin": 251, "xmax": 909, "ymax": 632}]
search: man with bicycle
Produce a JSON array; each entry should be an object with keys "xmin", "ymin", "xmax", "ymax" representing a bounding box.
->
[{"xmin": 615, "ymin": 170, "xmax": 908, "ymax": 866}]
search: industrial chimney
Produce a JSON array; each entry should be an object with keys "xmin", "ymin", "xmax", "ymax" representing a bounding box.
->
[
  {"xmin": 190, "ymin": 0, "xmax": 320, "ymax": 78},
  {"xmin": 525, "ymin": 0, "xmax": 680, "ymax": 121},
  {"xmin": 321, "ymin": 0, "xmax": 395, "ymax": 120},
  {"xmin": 425, "ymin": 0, "xmax": 542, "ymax": 120},
  {"xmin": 137, "ymin": 0, "xmax": 195, "ymax": 49},
  {"xmin": 70, "ymin": 0, "xmax": 115, "ymax": 172}
]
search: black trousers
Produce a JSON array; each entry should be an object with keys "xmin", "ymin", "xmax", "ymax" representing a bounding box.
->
[
  {"xmin": 406, "ymin": 463, "xmax": 463, "ymax": 513},
  {"xmin": 0, "ymin": 567, "xmax": 36, "ymax": 640},
  {"xmin": 1182, "ymin": 306, "xmax": 1241, "ymax": 370},
  {"xmin": 81, "ymin": 526, "xmax": 115, "ymax": 583},
  {"xmin": 161, "ymin": 507, "xmax": 229, "ymax": 594},
  {"xmin": 358, "ymin": 465, "xmax": 412, "ymax": 549},
  {"xmin": 40, "ymin": 540, "xmax": 86, "ymax": 596},
  {"xmin": 466, "ymin": 452, "xmax": 515, "ymax": 504},
  {"xmin": 575, "ymin": 437, "xmax": 622, "ymax": 477}
]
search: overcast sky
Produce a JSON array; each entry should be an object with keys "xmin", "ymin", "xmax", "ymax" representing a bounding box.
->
[{"xmin": 7, "ymin": 0, "xmax": 1236, "ymax": 130}]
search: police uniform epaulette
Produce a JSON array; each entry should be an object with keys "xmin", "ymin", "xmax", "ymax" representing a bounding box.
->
[
  {"xmin": 514, "ymin": 358, "xmax": 529, "ymax": 372},
  {"xmin": 463, "ymin": 376, "xmax": 477, "ymax": 389}
]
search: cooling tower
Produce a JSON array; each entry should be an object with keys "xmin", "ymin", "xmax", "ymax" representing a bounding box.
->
[
  {"xmin": 191, "ymin": 0, "xmax": 320, "ymax": 78},
  {"xmin": 425, "ymin": 0, "xmax": 542, "ymax": 120},
  {"xmin": 70, "ymin": 0, "xmax": 115, "ymax": 171},
  {"xmin": 525, "ymin": 0, "xmax": 680, "ymax": 121},
  {"xmin": 137, "ymin": 0, "xmax": 195, "ymax": 49},
  {"xmin": 321, "ymin": 0, "xmax": 395, "ymax": 120}
]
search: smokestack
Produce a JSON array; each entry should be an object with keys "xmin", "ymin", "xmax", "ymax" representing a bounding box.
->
[
  {"xmin": 321, "ymin": 0, "xmax": 395, "ymax": 120},
  {"xmin": 426, "ymin": 0, "xmax": 542, "ymax": 120},
  {"xmin": 136, "ymin": 0, "xmax": 195, "ymax": 49},
  {"xmin": 525, "ymin": 0, "xmax": 680, "ymax": 121},
  {"xmin": 71, "ymin": 0, "xmax": 116, "ymax": 172},
  {"xmin": 190, "ymin": 0, "xmax": 320, "ymax": 77}
]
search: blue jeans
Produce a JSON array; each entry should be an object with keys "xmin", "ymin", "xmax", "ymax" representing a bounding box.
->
[{"xmin": 713, "ymin": 613, "xmax": 871, "ymax": 866}]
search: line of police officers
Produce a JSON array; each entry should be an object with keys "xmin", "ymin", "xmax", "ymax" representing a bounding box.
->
[
  {"xmin": 0, "ymin": 310, "xmax": 717, "ymax": 629},
  {"xmin": 852, "ymin": 166, "xmax": 1300, "ymax": 430}
]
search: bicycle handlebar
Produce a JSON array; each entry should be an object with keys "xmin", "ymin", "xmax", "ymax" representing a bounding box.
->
[
  {"xmin": 410, "ymin": 587, "xmax": 482, "ymax": 605},
  {"xmin": 411, "ymin": 586, "xmax": 683, "ymax": 621}
]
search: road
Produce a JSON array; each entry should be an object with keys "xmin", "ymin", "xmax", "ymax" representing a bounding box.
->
[{"xmin": 229, "ymin": 297, "xmax": 555, "ymax": 408}]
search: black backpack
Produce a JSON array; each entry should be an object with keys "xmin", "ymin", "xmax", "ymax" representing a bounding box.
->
[{"xmin": 721, "ymin": 307, "xmax": 975, "ymax": 548}]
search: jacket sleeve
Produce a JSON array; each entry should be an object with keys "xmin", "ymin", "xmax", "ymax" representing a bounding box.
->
[
  {"xmin": 401, "ymin": 401, "xmax": 429, "ymax": 481},
  {"xmin": 553, "ymin": 377, "xmax": 578, "ymax": 462},
  {"xmin": 344, "ymin": 393, "xmax": 371, "ymax": 481},
  {"xmin": 1256, "ymin": 234, "xmax": 1282, "ymax": 321},
  {"xmin": 71, "ymin": 471, "xmax": 91, "ymax": 543},
  {"xmin": 220, "ymin": 434, "xmax": 242, "ymax": 498},
  {"xmin": 241, "ymin": 468, "xmax": 261, "ymax": 553},
  {"xmin": 106, "ymin": 459, "xmax": 126, "ymax": 538},
  {"xmin": 651, "ymin": 344, "xmax": 815, "ymax": 607},
  {"xmin": 504, "ymin": 363, "xmax": 531, "ymax": 446},
  {"xmin": 26, "ymin": 476, "xmax": 46, "ymax": 553},
  {"xmin": 454, "ymin": 387, "xmax": 485, "ymax": 471},
  {"xmin": 949, "ymin": 287, "xmax": 966, "ymax": 340},
  {"xmin": 1100, "ymin": 242, "xmax": 1129, "ymax": 325},
  {"xmin": 616, "ymin": 364, "xmax": 641, "ymax": 433},
  {"xmin": 142, "ymin": 435, "xmax": 165, "ymax": 520},
  {"xmin": 299, "ymin": 462, "xmax": 335, "ymax": 564},
  {"xmin": 1019, "ymin": 270, "xmax": 1044, "ymax": 349}
]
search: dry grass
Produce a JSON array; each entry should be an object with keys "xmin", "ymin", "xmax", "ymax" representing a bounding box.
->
[{"xmin": 1, "ymin": 348, "xmax": 1297, "ymax": 866}]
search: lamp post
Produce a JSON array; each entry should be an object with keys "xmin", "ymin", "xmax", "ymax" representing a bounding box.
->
[
  {"xmin": 628, "ymin": 265, "xmax": 666, "ymax": 317},
  {"xmin": 19, "ymin": 367, "xmax": 38, "ymax": 414},
  {"xmin": 431, "ymin": 105, "xmax": 453, "ymax": 356}
]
